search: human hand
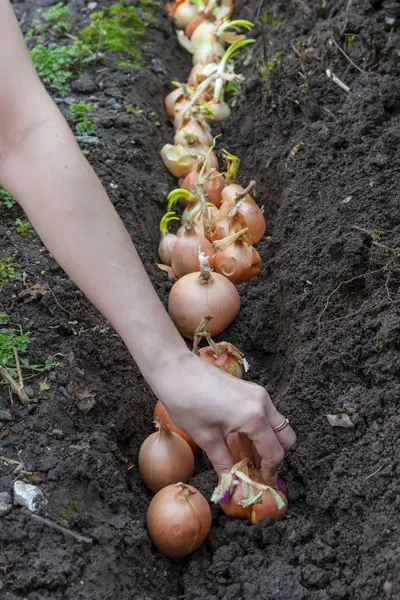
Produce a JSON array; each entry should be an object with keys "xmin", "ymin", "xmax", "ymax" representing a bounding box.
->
[{"xmin": 154, "ymin": 351, "xmax": 296, "ymax": 483}]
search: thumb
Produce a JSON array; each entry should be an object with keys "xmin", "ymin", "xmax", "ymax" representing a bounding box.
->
[{"xmin": 202, "ymin": 437, "xmax": 235, "ymax": 476}]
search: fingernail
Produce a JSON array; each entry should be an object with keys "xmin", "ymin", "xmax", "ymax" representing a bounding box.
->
[
  {"xmin": 221, "ymin": 490, "xmax": 231, "ymax": 503},
  {"xmin": 277, "ymin": 476, "xmax": 286, "ymax": 493}
]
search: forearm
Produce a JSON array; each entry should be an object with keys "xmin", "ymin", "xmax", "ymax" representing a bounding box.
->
[{"xmin": 0, "ymin": 114, "xmax": 190, "ymax": 389}]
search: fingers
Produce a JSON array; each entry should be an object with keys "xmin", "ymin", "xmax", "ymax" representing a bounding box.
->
[
  {"xmin": 263, "ymin": 393, "xmax": 297, "ymax": 453},
  {"xmin": 238, "ymin": 432, "xmax": 253, "ymax": 461},
  {"xmin": 201, "ymin": 435, "xmax": 235, "ymax": 476},
  {"xmin": 241, "ymin": 410, "xmax": 285, "ymax": 482}
]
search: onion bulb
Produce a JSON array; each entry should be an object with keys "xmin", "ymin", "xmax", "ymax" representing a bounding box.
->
[
  {"xmin": 138, "ymin": 418, "xmax": 194, "ymax": 493},
  {"xmin": 161, "ymin": 144, "xmax": 218, "ymax": 178},
  {"xmin": 211, "ymin": 458, "xmax": 287, "ymax": 524},
  {"xmin": 193, "ymin": 318, "xmax": 245, "ymax": 378},
  {"xmin": 185, "ymin": 13, "xmax": 207, "ymax": 38},
  {"xmin": 171, "ymin": 221, "xmax": 214, "ymax": 278},
  {"xmin": 213, "ymin": 202, "xmax": 248, "ymax": 241},
  {"xmin": 147, "ymin": 482, "xmax": 212, "ymax": 558},
  {"xmin": 165, "ymin": 88, "xmax": 187, "ymax": 121},
  {"xmin": 154, "ymin": 400, "xmax": 202, "ymax": 455},
  {"xmin": 193, "ymin": 41, "xmax": 225, "ymax": 65},
  {"xmin": 181, "ymin": 169, "xmax": 226, "ymax": 208},
  {"xmin": 173, "ymin": 1, "xmax": 199, "ymax": 29},
  {"xmin": 168, "ymin": 251, "xmax": 240, "ymax": 339},
  {"xmin": 158, "ymin": 211, "xmax": 179, "ymax": 266},
  {"xmin": 190, "ymin": 20, "xmax": 218, "ymax": 47},
  {"xmin": 174, "ymin": 118, "xmax": 213, "ymax": 147},
  {"xmin": 188, "ymin": 62, "xmax": 208, "ymax": 87},
  {"xmin": 213, "ymin": 227, "xmax": 261, "ymax": 284},
  {"xmin": 202, "ymin": 100, "xmax": 231, "ymax": 122},
  {"xmin": 219, "ymin": 182, "xmax": 266, "ymax": 244}
]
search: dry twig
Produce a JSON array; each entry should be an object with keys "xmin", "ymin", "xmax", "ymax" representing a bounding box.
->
[
  {"xmin": 23, "ymin": 509, "xmax": 93, "ymax": 544},
  {"xmin": 0, "ymin": 366, "xmax": 31, "ymax": 405}
]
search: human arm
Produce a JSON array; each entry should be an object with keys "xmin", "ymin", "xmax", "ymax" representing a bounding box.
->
[{"xmin": 0, "ymin": 0, "xmax": 295, "ymax": 480}]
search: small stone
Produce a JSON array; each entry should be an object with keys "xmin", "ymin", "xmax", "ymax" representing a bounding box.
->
[
  {"xmin": 13, "ymin": 481, "xmax": 47, "ymax": 513},
  {"xmin": 342, "ymin": 195, "xmax": 352, "ymax": 204},
  {"xmin": 326, "ymin": 413, "xmax": 354, "ymax": 428},
  {"xmin": 52, "ymin": 429, "xmax": 64, "ymax": 440},
  {"xmin": 71, "ymin": 74, "xmax": 97, "ymax": 94},
  {"xmin": 88, "ymin": 1, "xmax": 98, "ymax": 9},
  {"xmin": 0, "ymin": 410, "xmax": 12, "ymax": 421},
  {"xmin": 106, "ymin": 97, "xmax": 117, "ymax": 107},
  {"xmin": 151, "ymin": 58, "xmax": 166, "ymax": 76},
  {"xmin": 25, "ymin": 386, "xmax": 34, "ymax": 398},
  {"xmin": 75, "ymin": 136, "xmax": 100, "ymax": 146},
  {"xmin": 0, "ymin": 491, "xmax": 13, "ymax": 517}
]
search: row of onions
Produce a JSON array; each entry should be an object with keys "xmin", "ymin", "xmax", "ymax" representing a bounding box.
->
[{"xmin": 140, "ymin": 0, "xmax": 288, "ymax": 559}]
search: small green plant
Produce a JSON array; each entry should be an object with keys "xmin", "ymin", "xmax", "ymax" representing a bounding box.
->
[
  {"xmin": 69, "ymin": 102, "xmax": 97, "ymax": 136},
  {"xmin": 79, "ymin": 3, "xmax": 157, "ymax": 67},
  {"xmin": 60, "ymin": 500, "xmax": 78, "ymax": 520},
  {"xmin": 15, "ymin": 219, "xmax": 31, "ymax": 238},
  {"xmin": 30, "ymin": 42, "xmax": 91, "ymax": 96},
  {"xmin": 126, "ymin": 104, "xmax": 145, "ymax": 118},
  {"xmin": 25, "ymin": 2, "xmax": 71, "ymax": 40},
  {"xmin": 261, "ymin": 13, "xmax": 285, "ymax": 28},
  {"xmin": 0, "ymin": 185, "xmax": 16, "ymax": 209},
  {"xmin": 0, "ymin": 327, "xmax": 56, "ymax": 382},
  {"xmin": 375, "ymin": 333, "xmax": 389, "ymax": 352},
  {"xmin": 0, "ymin": 314, "xmax": 11, "ymax": 325},
  {"xmin": 0, "ymin": 258, "xmax": 20, "ymax": 287},
  {"xmin": 40, "ymin": 379, "xmax": 51, "ymax": 391},
  {"xmin": 268, "ymin": 50, "xmax": 284, "ymax": 72},
  {"xmin": 43, "ymin": 2, "xmax": 70, "ymax": 28},
  {"xmin": 76, "ymin": 118, "xmax": 97, "ymax": 136},
  {"xmin": 345, "ymin": 35, "xmax": 355, "ymax": 53},
  {"xmin": 69, "ymin": 101, "xmax": 95, "ymax": 118}
]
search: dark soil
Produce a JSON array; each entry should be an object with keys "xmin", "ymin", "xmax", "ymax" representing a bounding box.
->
[{"xmin": 1, "ymin": 0, "xmax": 400, "ymax": 598}]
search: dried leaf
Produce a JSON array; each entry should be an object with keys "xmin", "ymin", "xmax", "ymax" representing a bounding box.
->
[
  {"xmin": 220, "ymin": 32, "xmax": 246, "ymax": 44},
  {"xmin": 67, "ymin": 382, "xmax": 96, "ymax": 413},
  {"xmin": 326, "ymin": 413, "xmax": 354, "ymax": 428},
  {"xmin": 18, "ymin": 283, "xmax": 48, "ymax": 303},
  {"xmin": 20, "ymin": 471, "xmax": 43, "ymax": 485}
]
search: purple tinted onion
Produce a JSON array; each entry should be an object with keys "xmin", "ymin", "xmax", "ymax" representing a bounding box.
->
[
  {"xmin": 221, "ymin": 490, "xmax": 231, "ymax": 503},
  {"xmin": 276, "ymin": 476, "xmax": 286, "ymax": 493}
]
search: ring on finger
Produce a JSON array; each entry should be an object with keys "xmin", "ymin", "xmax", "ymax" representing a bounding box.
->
[{"xmin": 272, "ymin": 417, "xmax": 289, "ymax": 433}]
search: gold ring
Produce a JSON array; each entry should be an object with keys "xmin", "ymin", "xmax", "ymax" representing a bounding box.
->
[{"xmin": 273, "ymin": 417, "xmax": 289, "ymax": 433}]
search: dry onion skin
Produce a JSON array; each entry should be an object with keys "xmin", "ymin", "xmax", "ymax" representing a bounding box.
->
[
  {"xmin": 168, "ymin": 251, "xmax": 240, "ymax": 339},
  {"xmin": 213, "ymin": 227, "xmax": 261, "ymax": 284},
  {"xmin": 138, "ymin": 418, "xmax": 194, "ymax": 493},
  {"xmin": 147, "ymin": 482, "xmax": 212, "ymax": 558},
  {"xmin": 211, "ymin": 458, "xmax": 287, "ymax": 524},
  {"xmin": 174, "ymin": 118, "xmax": 214, "ymax": 147},
  {"xmin": 193, "ymin": 317, "xmax": 245, "ymax": 379},
  {"xmin": 154, "ymin": 400, "xmax": 202, "ymax": 455}
]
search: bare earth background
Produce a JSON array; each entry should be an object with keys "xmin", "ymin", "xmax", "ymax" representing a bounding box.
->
[{"xmin": 0, "ymin": 0, "xmax": 399, "ymax": 598}]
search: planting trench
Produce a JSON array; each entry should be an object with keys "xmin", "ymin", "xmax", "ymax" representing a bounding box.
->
[{"xmin": 1, "ymin": 0, "xmax": 400, "ymax": 598}]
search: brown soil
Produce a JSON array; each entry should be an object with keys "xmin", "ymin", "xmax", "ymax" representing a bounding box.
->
[{"xmin": 1, "ymin": 0, "xmax": 399, "ymax": 599}]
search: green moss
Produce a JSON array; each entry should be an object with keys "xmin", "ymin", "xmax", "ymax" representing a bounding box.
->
[
  {"xmin": 79, "ymin": 2, "xmax": 159, "ymax": 66},
  {"xmin": 260, "ymin": 13, "xmax": 285, "ymax": 28},
  {"xmin": 60, "ymin": 500, "xmax": 78, "ymax": 520}
]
